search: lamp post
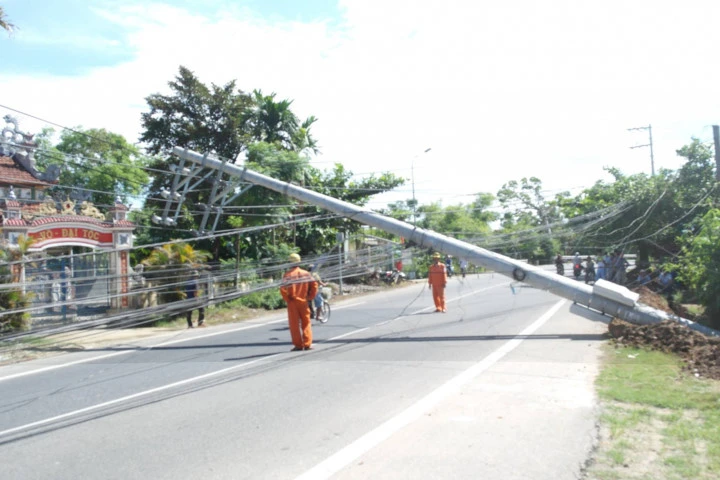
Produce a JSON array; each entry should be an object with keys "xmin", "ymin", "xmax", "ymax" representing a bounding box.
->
[{"xmin": 411, "ymin": 147, "xmax": 432, "ymax": 227}]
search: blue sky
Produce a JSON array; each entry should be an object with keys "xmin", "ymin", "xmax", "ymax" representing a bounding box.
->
[
  {"xmin": 2, "ymin": 0, "xmax": 720, "ymax": 209},
  {"xmin": 1, "ymin": 0, "xmax": 343, "ymax": 75}
]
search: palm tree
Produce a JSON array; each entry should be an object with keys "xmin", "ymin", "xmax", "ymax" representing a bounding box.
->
[
  {"xmin": 0, "ymin": 7, "xmax": 15, "ymax": 33},
  {"xmin": 0, "ymin": 235, "xmax": 34, "ymax": 332},
  {"xmin": 141, "ymin": 241, "xmax": 212, "ymax": 305},
  {"xmin": 142, "ymin": 241, "xmax": 211, "ymax": 270},
  {"xmin": 245, "ymin": 90, "xmax": 318, "ymax": 153}
]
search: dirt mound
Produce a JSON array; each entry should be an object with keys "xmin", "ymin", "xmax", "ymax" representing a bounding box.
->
[
  {"xmin": 606, "ymin": 285, "xmax": 720, "ymax": 380},
  {"xmin": 608, "ymin": 318, "xmax": 720, "ymax": 380},
  {"xmin": 634, "ymin": 285, "xmax": 674, "ymax": 314}
]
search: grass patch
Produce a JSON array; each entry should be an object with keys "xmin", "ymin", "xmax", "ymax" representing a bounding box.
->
[{"xmin": 586, "ymin": 344, "xmax": 720, "ymax": 480}]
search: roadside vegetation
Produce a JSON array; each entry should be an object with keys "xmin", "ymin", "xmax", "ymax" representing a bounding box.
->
[{"xmin": 586, "ymin": 344, "xmax": 720, "ymax": 480}]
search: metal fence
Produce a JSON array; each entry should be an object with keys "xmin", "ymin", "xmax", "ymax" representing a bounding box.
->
[{"xmin": 0, "ymin": 243, "xmax": 406, "ymax": 340}]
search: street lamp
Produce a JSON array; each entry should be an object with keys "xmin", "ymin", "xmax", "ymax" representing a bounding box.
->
[{"xmin": 411, "ymin": 147, "xmax": 432, "ymax": 227}]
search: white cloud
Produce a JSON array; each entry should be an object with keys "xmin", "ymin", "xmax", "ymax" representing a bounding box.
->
[{"xmin": 2, "ymin": 0, "xmax": 720, "ymax": 208}]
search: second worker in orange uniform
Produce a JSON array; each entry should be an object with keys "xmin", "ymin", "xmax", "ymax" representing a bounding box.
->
[
  {"xmin": 280, "ymin": 253, "xmax": 318, "ymax": 351},
  {"xmin": 428, "ymin": 252, "xmax": 447, "ymax": 313}
]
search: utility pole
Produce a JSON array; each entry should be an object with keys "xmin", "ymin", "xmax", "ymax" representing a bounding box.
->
[
  {"xmin": 713, "ymin": 125, "xmax": 720, "ymax": 181},
  {"xmin": 628, "ymin": 125, "xmax": 655, "ymax": 176},
  {"xmin": 173, "ymin": 146, "xmax": 719, "ymax": 336}
]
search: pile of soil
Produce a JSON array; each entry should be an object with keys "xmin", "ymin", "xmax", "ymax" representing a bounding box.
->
[{"xmin": 608, "ymin": 286, "xmax": 720, "ymax": 380}]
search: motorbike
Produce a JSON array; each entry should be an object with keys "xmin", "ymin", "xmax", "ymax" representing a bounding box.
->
[
  {"xmin": 573, "ymin": 263, "xmax": 583, "ymax": 280},
  {"xmin": 556, "ymin": 263, "xmax": 565, "ymax": 275},
  {"xmin": 381, "ymin": 269, "xmax": 407, "ymax": 284}
]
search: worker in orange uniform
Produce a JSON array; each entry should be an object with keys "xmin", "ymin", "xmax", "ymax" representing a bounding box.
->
[
  {"xmin": 428, "ymin": 252, "xmax": 447, "ymax": 312},
  {"xmin": 280, "ymin": 253, "xmax": 318, "ymax": 351}
]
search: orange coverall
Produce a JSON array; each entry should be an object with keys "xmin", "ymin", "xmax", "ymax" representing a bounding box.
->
[
  {"xmin": 428, "ymin": 262, "xmax": 447, "ymax": 312},
  {"xmin": 280, "ymin": 266, "xmax": 318, "ymax": 349}
]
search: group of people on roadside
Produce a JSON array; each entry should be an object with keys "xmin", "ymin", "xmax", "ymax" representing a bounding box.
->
[
  {"xmin": 557, "ymin": 250, "xmax": 676, "ymax": 295},
  {"xmin": 187, "ymin": 250, "xmax": 457, "ymax": 352},
  {"xmin": 594, "ymin": 250, "xmax": 630, "ymax": 284},
  {"xmin": 278, "ymin": 251, "xmax": 454, "ymax": 351},
  {"xmin": 558, "ymin": 250, "xmax": 631, "ymax": 284}
]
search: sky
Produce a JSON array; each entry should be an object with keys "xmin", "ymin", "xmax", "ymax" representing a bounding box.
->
[{"xmin": 2, "ymin": 0, "xmax": 720, "ymax": 212}]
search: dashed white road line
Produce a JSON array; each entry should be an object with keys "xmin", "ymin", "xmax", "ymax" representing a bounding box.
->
[
  {"xmin": 0, "ymin": 354, "xmax": 281, "ymax": 439},
  {"xmin": 0, "ymin": 303, "xmax": 365, "ymax": 383}
]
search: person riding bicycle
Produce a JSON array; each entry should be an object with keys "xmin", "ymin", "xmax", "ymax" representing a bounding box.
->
[{"xmin": 308, "ymin": 266, "xmax": 326, "ymax": 321}]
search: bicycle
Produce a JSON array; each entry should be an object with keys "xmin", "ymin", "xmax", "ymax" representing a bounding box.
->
[{"xmin": 315, "ymin": 296, "xmax": 331, "ymax": 323}]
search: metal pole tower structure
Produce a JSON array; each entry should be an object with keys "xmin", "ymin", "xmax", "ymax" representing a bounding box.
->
[
  {"xmin": 171, "ymin": 146, "xmax": 717, "ymax": 336},
  {"xmin": 628, "ymin": 124, "xmax": 655, "ymax": 176}
]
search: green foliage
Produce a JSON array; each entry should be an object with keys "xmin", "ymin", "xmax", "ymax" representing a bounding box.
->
[
  {"xmin": 141, "ymin": 242, "xmax": 212, "ymax": 304},
  {"xmin": 671, "ymin": 209, "xmax": 720, "ymax": 327},
  {"xmin": 229, "ymin": 288, "xmax": 285, "ymax": 310},
  {"xmin": 493, "ymin": 177, "xmax": 566, "ymax": 262},
  {"xmin": 44, "ymin": 128, "xmax": 150, "ymax": 207},
  {"xmin": 414, "ymin": 193, "xmax": 497, "ymax": 243},
  {"xmin": 138, "ymin": 66, "xmax": 402, "ymax": 259},
  {"xmin": 0, "ymin": 246, "xmax": 33, "ymax": 333},
  {"xmin": 0, "ymin": 287, "xmax": 32, "ymax": 332}
]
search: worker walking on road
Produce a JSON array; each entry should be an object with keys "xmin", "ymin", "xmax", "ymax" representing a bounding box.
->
[
  {"xmin": 428, "ymin": 252, "xmax": 447, "ymax": 312},
  {"xmin": 280, "ymin": 253, "xmax": 318, "ymax": 351}
]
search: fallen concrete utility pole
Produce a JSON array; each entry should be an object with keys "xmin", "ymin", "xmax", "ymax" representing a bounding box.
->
[{"xmin": 172, "ymin": 146, "xmax": 718, "ymax": 337}]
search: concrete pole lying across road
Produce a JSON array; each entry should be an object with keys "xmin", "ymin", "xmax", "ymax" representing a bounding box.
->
[{"xmin": 172, "ymin": 146, "xmax": 718, "ymax": 337}]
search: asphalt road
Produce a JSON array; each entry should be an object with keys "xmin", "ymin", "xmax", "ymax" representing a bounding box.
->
[{"xmin": 0, "ymin": 272, "xmax": 608, "ymax": 479}]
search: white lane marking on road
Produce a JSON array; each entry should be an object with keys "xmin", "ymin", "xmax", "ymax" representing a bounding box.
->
[
  {"xmin": 0, "ymin": 353, "xmax": 282, "ymax": 439},
  {"xmin": 294, "ymin": 299, "xmax": 567, "ymax": 480},
  {"xmin": 328, "ymin": 328, "xmax": 370, "ymax": 341},
  {"xmin": 328, "ymin": 301, "xmax": 365, "ymax": 310},
  {"xmin": 0, "ymin": 301, "xmax": 368, "ymax": 383}
]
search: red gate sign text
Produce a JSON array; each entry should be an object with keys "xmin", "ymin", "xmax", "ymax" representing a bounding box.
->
[{"xmin": 29, "ymin": 227, "xmax": 113, "ymax": 245}]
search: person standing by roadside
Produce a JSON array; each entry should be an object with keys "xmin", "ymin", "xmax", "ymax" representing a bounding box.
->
[
  {"xmin": 280, "ymin": 253, "xmax": 318, "ymax": 351},
  {"xmin": 596, "ymin": 257, "xmax": 606, "ymax": 281},
  {"xmin": 428, "ymin": 252, "xmax": 448, "ymax": 312},
  {"xmin": 459, "ymin": 258, "xmax": 469, "ymax": 278},
  {"xmin": 613, "ymin": 251, "xmax": 629, "ymax": 285},
  {"xmin": 185, "ymin": 270, "xmax": 205, "ymax": 328}
]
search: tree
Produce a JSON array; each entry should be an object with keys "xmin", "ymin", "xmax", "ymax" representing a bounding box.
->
[
  {"xmin": 139, "ymin": 66, "xmax": 402, "ymax": 261},
  {"xmin": 143, "ymin": 241, "xmax": 212, "ymax": 269},
  {"xmin": 497, "ymin": 177, "xmax": 566, "ymax": 232},
  {"xmin": 0, "ymin": 6, "xmax": 14, "ymax": 33},
  {"xmin": 414, "ymin": 193, "xmax": 497, "ymax": 243},
  {"xmin": 495, "ymin": 177, "xmax": 566, "ymax": 261},
  {"xmin": 557, "ymin": 137, "xmax": 718, "ymax": 267},
  {"xmin": 0, "ymin": 236, "xmax": 35, "ymax": 332},
  {"xmin": 141, "ymin": 66, "xmax": 253, "ymax": 159},
  {"xmin": 671, "ymin": 209, "xmax": 720, "ymax": 328},
  {"xmin": 244, "ymin": 90, "xmax": 318, "ymax": 154},
  {"xmin": 141, "ymin": 241, "xmax": 212, "ymax": 305},
  {"xmin": 46, "ymin": 128, "xmax": 150, "ymax": 208}
]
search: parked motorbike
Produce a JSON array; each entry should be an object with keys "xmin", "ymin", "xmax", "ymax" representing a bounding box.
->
[
  {"xmin": 573, "ymin": 263, "xmax": 583, "ymax": 280},
  {"xmin": 381, "ymin": 269, "xmax": 407, "ymax": 284}
]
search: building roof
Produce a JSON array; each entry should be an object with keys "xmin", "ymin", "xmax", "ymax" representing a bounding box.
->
[{"xmin": 0, "ymin": 155, "xmax": 56, "ymax": 187}]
